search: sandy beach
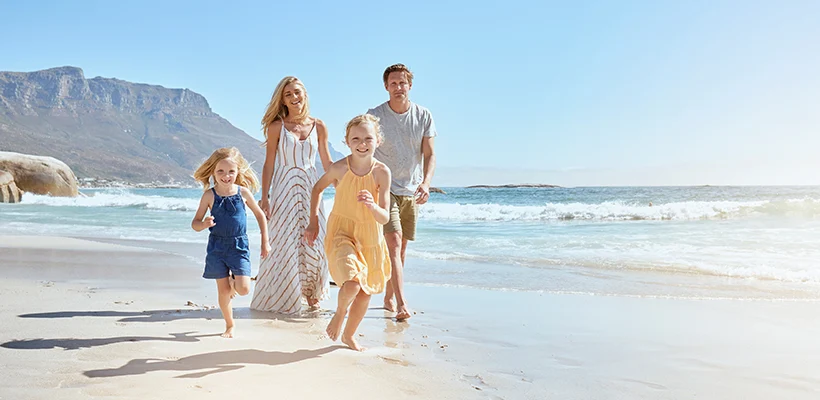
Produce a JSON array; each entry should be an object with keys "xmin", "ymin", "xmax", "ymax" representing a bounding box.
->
[
  {"xmin": 3, "ymin": 235, "xmax": 820, "ymax": 399},
  {"xmin": 3, "ymin": 1, "xmax": 819, "ymax": 397},
  {"xmin": 0, "ymin": 236, "xmax": 480, "ymax": 400}
]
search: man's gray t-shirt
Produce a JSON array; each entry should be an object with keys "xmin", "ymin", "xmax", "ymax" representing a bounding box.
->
[{"xmin": 367, "ymin": 101, "xmax": 437, "ymax": 196}]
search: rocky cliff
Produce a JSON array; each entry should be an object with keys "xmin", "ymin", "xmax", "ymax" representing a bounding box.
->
[{"xmin": 0, "ymin": 66, "xmax": 266, "ymax": 184}]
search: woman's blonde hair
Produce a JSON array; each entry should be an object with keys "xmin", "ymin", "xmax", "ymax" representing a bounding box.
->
[
  {"xmin": 193, "ymin": 147, "xmax": 260, "ymax": 192},
  {"xmin": 345, "ymin": 114, "xmax": 384, "ymax": 143},
  {"xmin": 260, "ymin": 76, "xmax": 310, "ymax": 141}
]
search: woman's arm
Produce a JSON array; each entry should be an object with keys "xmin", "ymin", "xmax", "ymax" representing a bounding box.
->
[
  {"xmin": 315, "ymin": 119, "xmax": 333, "ymax": 172},
  {"xmin": 260, "ymin": 121, "xmax": 282, "ymax": 218}
]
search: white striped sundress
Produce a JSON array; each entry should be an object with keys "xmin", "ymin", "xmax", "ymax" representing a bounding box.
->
[{"xmin": 250, "ymin": 120, "xmax": 330, "ymax": 314}]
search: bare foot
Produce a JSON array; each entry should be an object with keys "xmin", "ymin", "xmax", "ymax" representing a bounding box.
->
[
  {"xmin": 384, "ymin": 297, "xmax": 396, "ymax": 312},
  {"xmin": 341, "ymin": 335, "xmax": 365, "ymax": 351},
  {"xmin": 221, "ymin": 325, "xmax": 235, "ymax": 338},
  {"xmin": 307, "ymin": 297, "xmax": 320, "ymax": 311},
  {"xmin": 326, "ymin": 311, "xmax": 346, "ymax": 341},
  {"xmin": 396, "ymin": 305, "xmax": 412, "ymax": 321}
]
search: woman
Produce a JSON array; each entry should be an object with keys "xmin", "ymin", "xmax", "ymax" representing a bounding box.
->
[{"xmin": 250, "ymin": 76, "xmax": 332, "ymax": 314}]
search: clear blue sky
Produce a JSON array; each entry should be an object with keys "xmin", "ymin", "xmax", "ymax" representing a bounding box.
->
[{"xmin": 2, "ymin": 1, "xmax": 819, "ymax": 186}]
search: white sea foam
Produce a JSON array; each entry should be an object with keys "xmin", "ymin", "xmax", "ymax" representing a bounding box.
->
[
  {"xmin": 18, "ymin": 191, "xmax": 820, "ymax": 221},
  {"xmin": 419, "ymin": 199, "xmax": 820, "ymax": 222}
]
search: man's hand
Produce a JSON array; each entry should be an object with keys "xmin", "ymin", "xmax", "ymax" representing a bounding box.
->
[{"xmin": 415, "ymin": 182, "xmax": 430, "ymax": 205}]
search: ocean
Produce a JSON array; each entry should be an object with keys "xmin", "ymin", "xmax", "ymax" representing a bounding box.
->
[{"xmin": 3, "ymin": 185, "xmax": 819, "ymax": 301}]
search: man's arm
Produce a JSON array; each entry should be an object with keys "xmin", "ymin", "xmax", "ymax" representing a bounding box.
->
[{"xmin": 415, "ymin": 136, "xmax": 436, "ymax": 205}]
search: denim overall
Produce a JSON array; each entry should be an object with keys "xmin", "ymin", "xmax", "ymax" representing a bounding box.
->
[{"xmin": 203, "ymin": 186, "xmax": 251, "ymax": 279}]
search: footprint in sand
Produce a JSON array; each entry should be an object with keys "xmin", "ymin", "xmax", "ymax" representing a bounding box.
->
[
  {"xmin": 460, "ymin": 374, "xmax": 494, "ymax": 392},
  {"xmin": 553, "ymin": 356, "xmax": 583, "ymax": 367},
  {"xmin": 378, "ymin": 355, "xmax": 412, "ymax": 366},
  {"xmin": 621, "ymin": 378, "xmax": 668, "ymax": 390}
]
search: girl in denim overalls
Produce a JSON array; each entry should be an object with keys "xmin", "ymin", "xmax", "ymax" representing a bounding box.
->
[{"xmin": 192, "ymin": 147, "xmax": 271, "ymax": 338}]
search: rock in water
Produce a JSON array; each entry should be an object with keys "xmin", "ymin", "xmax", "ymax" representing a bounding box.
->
[
  {"xmin": 0, "ymin": 169, "xmax": 23, "ymax": 203},
  {"xmin": 0, "ymin": 151, "xmax": 78, "ymax": 197}
]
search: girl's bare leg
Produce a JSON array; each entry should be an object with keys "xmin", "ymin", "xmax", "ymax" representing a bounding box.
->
[
  {"xmin": 341, "ymin": 289, "xmax": 371, "ymax": 351},
  {"xmin": 216, "ymin": 278, "xmax": 235, "ymax": 338},
  {"xmin": 326, "ymin": 281, "xmax": 360, "ymax": 341}
]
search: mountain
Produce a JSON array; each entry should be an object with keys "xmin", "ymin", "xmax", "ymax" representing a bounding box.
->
[
  {"xmin": 0, "ymin": 66, "xmax": 342, "ymax": 185},
  {"xmin": 328, "ymin": 145, "xmax": 346, "ymax": 165}
]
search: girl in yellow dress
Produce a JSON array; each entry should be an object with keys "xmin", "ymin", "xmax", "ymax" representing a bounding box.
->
[{"xmin": 304, "ymin": 114, "xmax": 392, "ymax": 351}]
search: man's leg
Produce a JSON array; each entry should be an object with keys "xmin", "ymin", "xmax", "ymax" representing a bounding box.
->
[
  {"xmin": 400, "ymin": 238, "xmax": 408, "ymax": 269},
  {"xmin": 383, "ymin": 285, "xmax": 396, "ymax": 311},
  {"xmin": 393, "ymin": 195, "xmax": 417, "ymax": 321},
  {"xmin": 385, "ymin": 231, "xmax": 408, "ymax": 316},
  {"xmin": 383, "ymin": 194, "xmax": 403, "ymax": 311}
]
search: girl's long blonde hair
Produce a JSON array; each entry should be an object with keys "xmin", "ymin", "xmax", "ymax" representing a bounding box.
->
[
  {"xmin": 260, "ymin": 76, "xmax": 310, "ymax": 141},
  {"xmin": 193, "ymin": 147, "xmax": 260, "ymax": 192}
]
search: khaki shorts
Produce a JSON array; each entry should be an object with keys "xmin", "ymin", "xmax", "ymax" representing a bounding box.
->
[{"xmin": 384, "ymin": 194, "xmax": 417, "ymax": 241}]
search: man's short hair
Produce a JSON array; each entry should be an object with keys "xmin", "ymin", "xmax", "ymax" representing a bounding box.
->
[{"xmin": 383, "ymin": 63, "xmax": 414, "ymax": 85}]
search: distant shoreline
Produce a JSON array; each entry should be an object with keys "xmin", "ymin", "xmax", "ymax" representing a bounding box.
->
[{"xmin": 465, "ymin": 184, "xmax": 561, "ymax": 189}]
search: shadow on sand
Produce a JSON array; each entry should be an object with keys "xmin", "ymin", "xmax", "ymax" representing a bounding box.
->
[
  {"xmin": 1, "ymin": 331, "xmax": 221, "ymax": 350},
  {"xmin": 83, "ymin": 346, "xmax": 344, "ymax": 378},
  {"xmin": 17, "ymin": 307, "xmax": 328, "ymax": 323}
]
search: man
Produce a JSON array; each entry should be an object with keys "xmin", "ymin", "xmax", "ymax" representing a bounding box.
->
[{"xmin": 367, "ymin": 63, "xmax": 437, "ymax": 321}]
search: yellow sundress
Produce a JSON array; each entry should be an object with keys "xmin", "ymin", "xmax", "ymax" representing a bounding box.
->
[{"xmin": 325, "ymin": 159, "xmax": 392, "ymax": 294}]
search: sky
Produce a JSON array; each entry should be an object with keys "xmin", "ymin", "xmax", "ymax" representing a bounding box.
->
[{"xmin": 1, "ymin": 0, "xmax": 819, "ymax": 186}]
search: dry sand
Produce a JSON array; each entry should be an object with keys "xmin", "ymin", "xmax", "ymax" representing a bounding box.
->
[{"xmin": 0, "ymin": 236, "xmax": 480, "ymax": 399}]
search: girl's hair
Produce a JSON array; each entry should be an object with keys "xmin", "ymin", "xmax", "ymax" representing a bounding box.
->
[
  {"xmin": 260, "ymin": 76, "xmax": 310, "ymax": 142},
  {"xmin": 345, "ymin": 114, "xmax": 384, "ymax": 143},
  {"xmin": 193, "ymin": 147, "xmax": 260, "ymax": 192}
]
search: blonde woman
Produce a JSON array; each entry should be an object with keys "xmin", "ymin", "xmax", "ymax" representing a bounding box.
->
[{"xmin": 251, "ymin": 76, "xmax": 332, "ymax": 314}]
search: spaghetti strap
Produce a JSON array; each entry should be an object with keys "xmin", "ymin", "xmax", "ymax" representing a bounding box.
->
[
  {"xmin": 281, "ymin": 118, "xmax": 316, "ymax": 141},
  {"xmin": 345, "ymin": 157, "xmax": 377, "ymax": 178}
]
